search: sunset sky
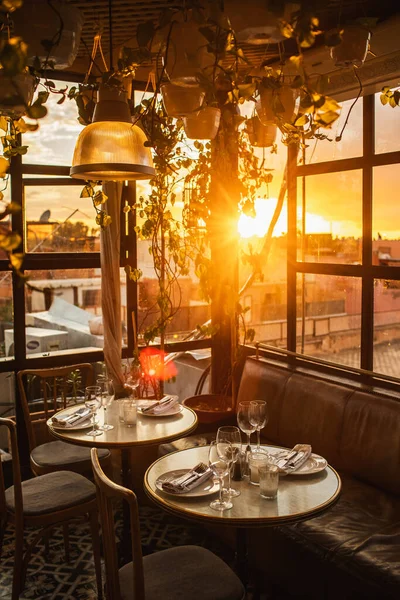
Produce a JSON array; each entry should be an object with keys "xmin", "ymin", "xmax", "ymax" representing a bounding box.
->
[{"xmin": 9, "ymin": 83, "xmax": 400, "ymax": 241}]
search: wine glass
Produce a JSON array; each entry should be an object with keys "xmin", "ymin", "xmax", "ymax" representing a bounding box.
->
[
  {"xmin": 97, "ymin": 377, "xmax": 114, "ymax": 431},
  {"xmin": 85, "ymin": 385, "xmax": 102, "ymax": 436},
  {"xmin": 216, "ymin": 426, "xmax": 241, "ymax": 498},
  {"xmin": 208, "ymin": 441, "xmax": 233, "ymax": 511},
  {"xmin": 237, "ymin": 401, "xmax": 257, "ymax": 478},
  {"xmin": 249, "ymin": 400, "xmax": 268, "ymax": 454}
]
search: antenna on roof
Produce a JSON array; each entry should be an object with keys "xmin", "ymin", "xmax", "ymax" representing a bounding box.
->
[{"xmin": 39, "ymin": 210, "xmax": 51, "ymax": 222}]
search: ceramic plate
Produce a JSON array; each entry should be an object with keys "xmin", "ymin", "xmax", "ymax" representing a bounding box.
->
[
  {"xmin": 138, "ymin": 404, "xmax": 183, "ymax": 418},
  {"xmin": 267, "ymin": 449, "xmax": 327, "ymax": 475},
  {"xmin": 155, "ymin": 469, "xmax": 219, "ymax": 497},
  {"xmin": 48, "ymin": 406, "xmax": 93, "ymax": 431}
]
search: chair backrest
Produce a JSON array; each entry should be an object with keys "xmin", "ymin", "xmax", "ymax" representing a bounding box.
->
[
  {"xmin": 17, "ymin": 363, "xmax": 94, "ymax": 452},
  {"xmin": 91, "ymin": 448, "xmax": 145, "ymax": 600},
  {"xmin": 0, "ymin": 418, "xmax": 23, "ymax": 527}
]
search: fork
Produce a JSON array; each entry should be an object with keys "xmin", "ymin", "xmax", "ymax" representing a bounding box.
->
[{"xmin": 168, "ymin": 462, "xmax": 208, "ymax": 487}]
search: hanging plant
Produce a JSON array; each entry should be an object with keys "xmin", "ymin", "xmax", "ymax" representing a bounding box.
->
[
  {"xmin": 330, "ymin": 25, "xmax": 371, "ymax": 68},
  {"xmin": 183, "ymin": 106, "xmax": 221, "ymax": 140}
]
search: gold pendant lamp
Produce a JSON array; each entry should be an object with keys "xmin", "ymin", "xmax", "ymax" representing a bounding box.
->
[
  {"xmin": 70, "ymin": 84, "xmax": 155, "ymax": 181},
  {"xmin": 70, "ymin": 0, "xmax": 154, "ymax": 182}
]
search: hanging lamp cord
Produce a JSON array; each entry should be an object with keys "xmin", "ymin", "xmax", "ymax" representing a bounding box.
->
[{"xmin": 108, "ymin": 0, "xmax": 113, "ymax": 70}]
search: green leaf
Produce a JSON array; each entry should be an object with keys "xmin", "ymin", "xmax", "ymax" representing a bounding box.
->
[
  {"xmin": 80, "ymin": 184, "xmax": 95, "ymax": 198},
  {"xmin": 0, "ymin": 156, "xmax": 9, "ymax": 178},
  {"xmin": 295, "ymin": 114, "xmax": 309, "ymax": 127},
  {"xmin": 26, "ymin": 102, "xmax": 47, "ymax": 119}
]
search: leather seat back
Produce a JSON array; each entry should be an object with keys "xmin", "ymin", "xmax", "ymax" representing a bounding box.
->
[{"xmin": 238, "ymin": 356, "xmax": 400, "ymax": 495}]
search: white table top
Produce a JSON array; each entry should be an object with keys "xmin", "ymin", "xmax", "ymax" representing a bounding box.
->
[
  {"xmin": 144, "ymin": 445, "xmax": 341, "ymax": 526},
  {"xmin": 47, "ymin": 400, "xmax": 198, "ymax": 449}
]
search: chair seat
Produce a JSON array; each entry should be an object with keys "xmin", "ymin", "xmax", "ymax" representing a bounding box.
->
[
  {"xmin": 31, "ymin": 440, "xmax": 110, "ymax": 468},
  {"xmin": 5, "ymin": 471, "xmax": 96, "ymax": 516},
  {"xmin": 119, "ymin": 545, "xmax": 244, "ymax": 600}
]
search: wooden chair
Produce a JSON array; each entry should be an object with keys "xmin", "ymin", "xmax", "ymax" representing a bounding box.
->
[
  {"xmin": 0, "ymin": 418, "xmax": 102, "ymax": 600},
  {"xmin": 17, "ymin": 364, "xmax": 111, "ymax": 476},
  {"xmin": 91, "ymin": 448, "xmax": 245, "ymax": 600}
]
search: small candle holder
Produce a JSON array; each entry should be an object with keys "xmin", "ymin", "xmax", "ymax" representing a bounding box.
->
[
  {"xmin": 259, "ymin": 463, "xmax": 279, "ymax": 500},
  {"xmin": 248, "ymin": 452, "xmax": 270, "ymax": 485},
  {"xmin": 123, "ymin": 400, "xmax": 137, "ymax": 427}
]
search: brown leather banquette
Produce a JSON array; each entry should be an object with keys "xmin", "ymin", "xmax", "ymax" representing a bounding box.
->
[{"xmin": 160, "ymin": 356, "xmax": 400, "ymax": 599}]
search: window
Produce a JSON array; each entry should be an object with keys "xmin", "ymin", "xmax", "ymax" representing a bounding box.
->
[{"xmin": 283, "ymin": 92, "xmax": 400, "ymax": 384}]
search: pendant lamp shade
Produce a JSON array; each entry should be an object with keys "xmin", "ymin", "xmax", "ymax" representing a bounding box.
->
[{"xmin": 70, "ymin": 85, "xmax": 155, "ymax": 181}]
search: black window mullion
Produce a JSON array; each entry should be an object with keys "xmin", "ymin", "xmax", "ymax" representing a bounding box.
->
[
  {"xmin": 361, "ymin": 94, "xmax": 375, "ymax": 372},
  {"xmin": 287, "ymin": 144, "xmax": 297, "ymax": 353}
]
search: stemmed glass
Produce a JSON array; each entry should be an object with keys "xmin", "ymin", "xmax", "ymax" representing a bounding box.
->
[
  {"xmin": 216, "ymin": 426, "xmax": 241, "ymax": 498},
  {"xmin": 249, "ymin": 400, "xmax": 268, "ymax": 453},
  {"xmin": 208, "ymin": 441, "xmax": 233, "ymax": 511},
  {"xmin": 97, "ymin": 377, "xmax": 115, "ymax": 431},
  {"xmin": 85, "ymin": 385, "xmax": 102, "ymax": 436},
  {"xmin": 237, "ymin": 401, "xmax": 257, "ymax": 477}
]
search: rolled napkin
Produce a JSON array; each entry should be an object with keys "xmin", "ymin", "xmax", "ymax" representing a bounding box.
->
[
  {"xmin": 141, "ymin": 395, "xmax": 179, "ymax": 415},
  {"xmin": 275, "ymin": 444, "xmax": 312, "ymax": 474},
  {"xmin": 52, "ymin": 407, "xmax": 92, "ymax": 428},
  {"xmin": 162, "ymin": 463, "xmax": 213, "ymax": 494}
]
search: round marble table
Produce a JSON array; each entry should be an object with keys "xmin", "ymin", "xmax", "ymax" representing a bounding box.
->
[
  {"xmin": 144, "ymin": 445, "xmax": 341, "ymax": 526},
  {"xmin": 144, "ymin": 445, "xmax": 341, "ymax": 584},
  {"xmin": 47, "ymin": 401, "xmax": 198, "ymax": 449}
]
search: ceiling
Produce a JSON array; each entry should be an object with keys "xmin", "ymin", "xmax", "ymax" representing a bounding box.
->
[{"xmin": 65, "ymin": 0, "xmax": 399, "ymax": 83}]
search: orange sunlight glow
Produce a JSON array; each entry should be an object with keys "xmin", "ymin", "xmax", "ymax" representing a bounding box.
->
[{"xmin": 238, "ymin": 198, "xmax": 334, "ymax": 238}]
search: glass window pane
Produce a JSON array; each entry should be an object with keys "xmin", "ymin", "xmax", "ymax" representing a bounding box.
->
[
  {"xmin": 305, "ymin": 97, "xmax": 363, "ymax": 164},
  {"xmin": 239, "ymin": 213, "xmax": 287, "ymax": 348},
  {"xmin": 296, "ymin": 273, "xmax": 361, "ymax": 368},
  {"xmin": 374, "ymin": 279, "xmax": 400, "ymax": 376},
  {"xmin": 0, "ymin": 273, "xmax": 13, "ymax": 360},
  {"xmin": 24, "ymin": 268, "xmax": 108, "ymax": 357},
  {"xmin": 25, "ymin": 185, "xmax": 100, "ymax": 252},
  {"xmin": 23, "ymin": 81, "xmax": 82, "ymax": 166},
  {"xmin": 297, "ymin": 170, "xmax": 362, "ymax": 263},
  {"xmin": 373, "ymin": 165, "xmax": 400, "ymax": 265},
  {"xmin": 375, "ymin": 89, "xmax": 400, "ymax": 154}
]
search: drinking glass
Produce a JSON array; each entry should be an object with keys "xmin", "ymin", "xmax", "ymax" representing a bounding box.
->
[
  {"xmin": 249, "ymin": 400, "xmax": 268, "ymax": 453},
  {"xmin": 97, "ymin": 377, "xmax": 114, "ymax": 431},
  {"xmin": 216, "ymin": 426, "xmax": 241, "ymax": 498},
  {"xmin": 208, "ymin": 441, "xmax": 233, "ymax": 511},
  {"xmin": 85, "ymin": 386, "xmax": 102, "ymax": 436},
  {"xmin": 237, "ymin": 401, "xmax": 257, "ymax": 477}
]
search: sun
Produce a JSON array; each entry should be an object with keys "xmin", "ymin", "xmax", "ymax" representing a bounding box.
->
[{"xmin": 238, "ymin": 198, "xmax": 286, "ymax": 238}]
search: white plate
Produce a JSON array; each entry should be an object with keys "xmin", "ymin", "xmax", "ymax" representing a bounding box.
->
[
  {"xmin": 267, "ymin": 449, "xmax": 327, "ymax": 475},
  {"xmin": 138, "ymin": 404, "xmax": 183, "ymax": 418},
  {"xmin": 48, "ymin": 406, "xmax": 93, "ymax": 431},
  {"xmin": 156, "ymin": 469, "xmax": 219, "ymax": 497}
]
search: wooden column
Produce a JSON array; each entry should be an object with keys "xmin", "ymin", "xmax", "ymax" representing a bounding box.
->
[{"xmin": 209, "ymin": 107, "xmax": 240, "ymax": 397}]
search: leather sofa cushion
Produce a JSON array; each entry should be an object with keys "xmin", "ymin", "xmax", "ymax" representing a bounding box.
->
[
  {"xmin": 278, "ymin": 474, "xmax": 400, "ymax": 596},
  {"xmin": 278, "ymin": 372, "xmax": 353, "ymax": 467},
  {"xmin": 236, "ymin": 357, "xmax": 292, "ymax": 442},
  {"xmin": 340, "ymin": 391, "xmax": 400, "ymax": 495}
]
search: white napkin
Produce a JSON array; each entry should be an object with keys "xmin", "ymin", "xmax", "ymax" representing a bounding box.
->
[
  {"xmin": 141, "ymin": 396, "xmax": 179, "ymax": 415},
  {"xmin": 162, "ymin": 465, "xmax": 213, "ymax": 494},
  {"xmin": 52, "ymin": 407, "xmax": 91, "ymax": 427},
  {"xmin": 275, "ymin": 444, "xmax": 312, "ymax": 474}
]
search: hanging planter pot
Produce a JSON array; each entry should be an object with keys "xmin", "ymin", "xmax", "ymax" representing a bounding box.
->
[
  {"xmin": 183, "ymin": 107, "xmax": 221, "ymax": 140},
  {"xmin": 256, "ymin": 86, "xmax": 297, "ymax": 125},
  {"xmin": 162, "ymin": 19, "xmax": 215, "ymax": 87},
  {"xmin": 246, "ymin": 117, "xmax": 277, "ymax": 147},
  {"xmin": 330, "ymin": 26, "xmax": 371, "ymax": 68},
  {"xmin": 160, "ymin": 83, "xmax": 205, "ymax": 117},
  {"xmin": 0, "ymin": 70, "xmax": 37, "ymax": 118},
  {"xmin": 12, "ymin": 0, "xmax": 84, "ymax": 70}
]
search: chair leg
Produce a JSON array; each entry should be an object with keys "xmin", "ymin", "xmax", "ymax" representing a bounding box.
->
[
  {"xmin": 89, "ymin": 511, "xmax": 103, "ymax": 600},
  {"xmin": 62, "ymin": 523, "xmax": 70, "ymax": 563},
  {"xmin": 12, "ymin": 523, "xmax": 24, "ymax": 600},
  {"xmin": 0, "ymin": 514, "xmax": 8, "ymax": 558}
]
